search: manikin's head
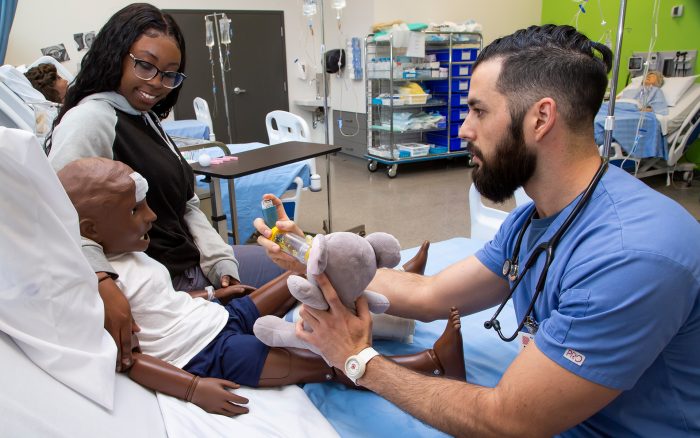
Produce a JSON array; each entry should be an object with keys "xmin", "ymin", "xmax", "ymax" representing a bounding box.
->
[
  {"xmin": 643, "ymin": 71, "xmax": 664, "ymax": 87},
  {"xmin": 24, "ymin": 63, "xmax": 68, "ymax": 103},
  {"xmin": 460, "ymin": 25, "xmax": 612, "ymax": 202},
  {"xmin": 57, "ymin": 157, "xmax": 157, "ymax": 255}
]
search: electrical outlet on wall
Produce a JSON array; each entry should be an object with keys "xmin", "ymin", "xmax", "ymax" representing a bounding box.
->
[{"xmin": 671, "ymin": 5, "xmax": 684, "ymax": 18}]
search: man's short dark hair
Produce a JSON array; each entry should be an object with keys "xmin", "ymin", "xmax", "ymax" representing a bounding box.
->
[{"xmin": 475, "ymin": 24, "xmax": 613, "ymax": 134}]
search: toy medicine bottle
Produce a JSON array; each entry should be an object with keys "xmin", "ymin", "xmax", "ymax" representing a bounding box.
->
[{"xmin": 268, "ymin": 227, "xmax": 311, "ymax": 264}]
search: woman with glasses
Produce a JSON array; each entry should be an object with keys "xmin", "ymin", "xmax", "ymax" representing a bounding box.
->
[{"xmin": 46, "ymin": 3, "xmax": 285, "ymax": 373}]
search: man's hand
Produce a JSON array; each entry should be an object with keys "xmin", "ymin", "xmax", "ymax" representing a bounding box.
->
[
  {"xmin": 191, "ymin": 377, "xmax": 250, "ymax": 416},
  {"xmin": 215, "ymin": 284, "xmax": 257, "ymax": 305},
  {"xmin": 98, "ymin": 276, "xmax": 135, "ymax": 371},
  {"xmin": 253, "ymin": 194, "xmax": 306, "ymax": 273},
  {"xmin": 296, "ymin": 273, "xmax": 373, "ymax": 368}
]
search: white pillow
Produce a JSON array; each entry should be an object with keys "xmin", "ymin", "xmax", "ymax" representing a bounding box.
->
[
  {"xmin": 0, "ymin": 127, "xmax": 117, "ymax": 409},
  {"xmin": 662, "ymin": 75, "xmax": 699, "ymax": 107}
]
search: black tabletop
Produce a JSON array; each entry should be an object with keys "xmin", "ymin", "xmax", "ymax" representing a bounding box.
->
[{"xmin": 190, "ymin": 141, "xmax": 341, "ymax": 179}]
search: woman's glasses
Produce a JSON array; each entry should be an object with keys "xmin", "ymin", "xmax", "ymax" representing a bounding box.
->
[{"xmin": 129, "ymin": 53, "xmax": 186, "ymax": 89}]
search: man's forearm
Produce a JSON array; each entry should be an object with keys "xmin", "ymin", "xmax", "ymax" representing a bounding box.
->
[
  {"xmin": 359, "ymin": 357, "xmax": 508, "ymax": 437},
  {"xmin": 369, "ymin": 269, "xmax": 442, "ymax": 321}
]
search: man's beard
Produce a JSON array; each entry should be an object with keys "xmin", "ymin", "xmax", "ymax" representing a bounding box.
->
[{"xmin": 470, "ymin": 120, "xmax": 537, "ymax": 203}]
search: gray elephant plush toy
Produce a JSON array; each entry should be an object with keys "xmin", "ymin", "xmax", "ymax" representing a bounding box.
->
[{"xmin": 253, "ymin": 231, "xmax": 401, "ymax": 357}]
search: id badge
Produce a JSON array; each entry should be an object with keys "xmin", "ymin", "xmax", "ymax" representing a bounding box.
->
[{"xmin": 518, "ymin": 331, "xmax": 534, "ymax": 352}]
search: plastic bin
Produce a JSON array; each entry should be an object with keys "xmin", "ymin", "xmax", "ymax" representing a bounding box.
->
[
  {"xmin": 401, "ymin": 93, "xmax": 431, "ymax": 105},
  {"xmin": 430, "ymin": 79, "xmax": 470, "ymax": 93},
  {"xmin": 397, "ymin": 143, "xmax": 430, "ymax": 157},
  {"xmin": 441, "ymin": 63, "xmax": 473, "ymax": 77},
  {"xmin": 429, "ymin": 145, "xmax": 448, "ymax": 155},
  {"xmin": 429, "ymin": 48, "xmax": 479, "ymax": 62},
  {"xmin": 426, "ymin": 133, "xmax": 468, "ymax": 151},
  {"xmin": 432, "ymin": 93, "xmax": 469, "ymax": 107}
]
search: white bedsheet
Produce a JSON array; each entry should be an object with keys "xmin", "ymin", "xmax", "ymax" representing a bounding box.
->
[
  {"xmin": 157, "ymin": 385, "xmax": 339, "ymax": 438},
  {"xmin": 656, "ymin": 84, "xmax": 700, "ymax": 136}
]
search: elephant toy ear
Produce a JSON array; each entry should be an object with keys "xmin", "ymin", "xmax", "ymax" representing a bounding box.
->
[
  {"xmin": 307, "ymin": 234, "xmax": 328, "ymax": 276},
  {"xmin": 365, "ymin": 232, "xmax": 401, "ymax": 269}
]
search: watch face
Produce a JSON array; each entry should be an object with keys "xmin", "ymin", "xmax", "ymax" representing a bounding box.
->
[{"xmin": 345, "ymin": 357, "xmax": 363, "ymax": 378}]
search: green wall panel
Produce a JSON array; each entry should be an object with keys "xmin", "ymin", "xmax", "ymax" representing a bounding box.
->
[{"xmin": 541, "ymin": 0, "xmax": 700, "ymax": 90}]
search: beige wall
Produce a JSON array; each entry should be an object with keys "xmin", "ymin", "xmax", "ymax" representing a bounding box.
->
[
  {"xmin": 7, "ymin": 0, "xmax": 540, "ymax": 143},
  {"xmin": 374, "ymin": 0, "xmax": 543, "ymax": 44}
]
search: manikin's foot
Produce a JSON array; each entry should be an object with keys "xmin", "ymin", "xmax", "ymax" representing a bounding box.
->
[
  {"xmin": 389, "ymin": 307, "xmax": 466, "ymax": 380},
  {"xmin": 401, "ymin": 241, "xmax": 430, "ymax": 275}
]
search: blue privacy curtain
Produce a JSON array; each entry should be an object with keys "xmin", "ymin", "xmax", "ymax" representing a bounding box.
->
[{"xmin": 0, "ymin": 0, "xmax": 18, "ymax": 64}]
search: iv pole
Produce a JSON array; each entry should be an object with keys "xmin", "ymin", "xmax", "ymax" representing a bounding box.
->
[
  {"xmin": 205, "ymin": 13, "xmax": 234, "ymax": 143},
  {"xmin": 602, "ymin": 0, "xmax": 627, "ymax": 158},
  {"xmin": 318, "ymin": 0, "xmax": 333, "ymax": 233}
]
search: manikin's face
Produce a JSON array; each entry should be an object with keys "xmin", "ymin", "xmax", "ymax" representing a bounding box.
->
[
  {"xmin": 118, "ymin": 32, "xmax": 181, "ymax": 112},
  {"xmin": 459, "ymin": 60, "xmax": 537, "ymax": 203},
  {"xmin": 643, "ymin": 72, "xmax": 661, "ymax": 87},
  {"xmin": 54, "ymin": 77, "xmax": 68, "ymax": 103},
  {"xmin": 94, "ymin": 179, "xmax": 157, "ymax": 255}
]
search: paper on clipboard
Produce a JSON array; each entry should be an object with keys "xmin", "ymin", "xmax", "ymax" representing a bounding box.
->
[{"xmin": 406, "ymin": 31, "xmax": 426, "ymax": 57}]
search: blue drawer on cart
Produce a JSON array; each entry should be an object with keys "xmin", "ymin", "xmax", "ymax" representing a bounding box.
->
[
  {"xmin": 430, "ymin": 48, "xmax": 479, "ymax": 62},
  {"xmin": 435, "ymin": 107, "xmax": 469, "ymax": 122},
  {"xmin": 429, "ymin": 78, "xmax": 470, "ymax": 93},
  {"xmin": 441, "ymin": 63, "xmax": 473, "ymax": 77},
  {"xmin": 426, "ymin": 133, "xmax": 468, "ymax": 151}
]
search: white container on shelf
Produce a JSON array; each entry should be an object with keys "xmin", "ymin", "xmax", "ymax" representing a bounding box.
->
[{"xmin": 397, "ymin": 143, "xmax": 430, "ymax": 157}]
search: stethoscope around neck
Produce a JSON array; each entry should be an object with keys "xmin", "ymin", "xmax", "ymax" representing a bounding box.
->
[{"xmin": 484, "ymin": 159, "xmax": 609, "ymax": 342}]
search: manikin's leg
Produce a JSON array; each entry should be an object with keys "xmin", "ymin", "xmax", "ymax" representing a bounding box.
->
[
  {"xmin": 257, "ymin": 307, "xmax": 465, "ymax": 387},
  {"xmin": 401, "ymin": 240, "xmax": 430, "ymax": 275},
  {"xmin": 248, "ymin": 271, "xmax": 298, "ymax": 318}
]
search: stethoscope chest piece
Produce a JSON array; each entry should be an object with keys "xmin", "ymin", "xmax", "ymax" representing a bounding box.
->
[{"xmin": 502, "ymin": 259, "xmax": 519, "ymax": 282}]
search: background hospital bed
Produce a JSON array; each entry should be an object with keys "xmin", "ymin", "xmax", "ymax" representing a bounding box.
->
[{"xmin": 595, "ymin": 83, "xmax": 700, "ymax": 184}]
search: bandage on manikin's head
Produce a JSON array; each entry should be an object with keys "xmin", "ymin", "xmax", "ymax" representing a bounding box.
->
[{"xmin": 129, "ymin": 171, "xmax": 149, "ymax": 202}]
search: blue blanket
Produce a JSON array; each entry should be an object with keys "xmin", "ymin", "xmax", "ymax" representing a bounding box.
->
[
  {"xmin": 304, "ymin": 238, "xmax": 519, "ymax": 437},
  {"xmin": 188, "ymin": 144, "xmax": 310, "ymax": 243},
  {"xmin": 594, "ymin": 102, "xmax": 667, "ymax": 159}
]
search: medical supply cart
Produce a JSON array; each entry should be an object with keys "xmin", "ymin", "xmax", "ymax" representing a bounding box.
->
[{"xmin": 364, "ymin": 30, "xmax": 482, "ymax": 178}]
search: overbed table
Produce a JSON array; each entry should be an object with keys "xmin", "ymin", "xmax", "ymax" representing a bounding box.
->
[{"xmin": 190, "ymin": 141, "xmax": 341, "ymax": 244}]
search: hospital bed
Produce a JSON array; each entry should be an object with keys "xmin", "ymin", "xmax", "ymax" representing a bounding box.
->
[
  {"xmin": 2, "ymin": 126, "xmax": 518, "ymax": 437},
  {"xmin": 594, "ymin": 81, "xmax": 700, "ymax": 184}
]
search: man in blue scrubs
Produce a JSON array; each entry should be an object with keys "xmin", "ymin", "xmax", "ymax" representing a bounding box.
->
[{"xmin": 257, "ymin": 24, "xmax": 700, "ymax": 436}]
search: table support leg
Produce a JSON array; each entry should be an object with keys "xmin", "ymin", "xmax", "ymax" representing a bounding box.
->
[
  {"xmin": 227, "ymin": 179, "xmax": 240, "ymax": 244},
  {"xmin": 209, "ymin": 177, "xmax": 228, "ymax": 242}
]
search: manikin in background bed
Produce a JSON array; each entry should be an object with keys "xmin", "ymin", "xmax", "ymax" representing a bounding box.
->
[
  {"xmin": 617, "ymin": 70, "xmax": 668, "ymax": 115},
  {"xmin": 57, "ymin": 157, "xmax": 465, "ymax": 416}
]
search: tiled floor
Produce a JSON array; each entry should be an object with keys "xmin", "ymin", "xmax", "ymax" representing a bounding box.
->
[{"xmin": 294, "ymin": 153, "xmax": 700, "ymax": 250}]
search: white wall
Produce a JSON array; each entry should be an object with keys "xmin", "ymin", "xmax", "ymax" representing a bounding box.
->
[{"xmin": 7, "ymin": 0, "xmax": 541, "ymax": 144}]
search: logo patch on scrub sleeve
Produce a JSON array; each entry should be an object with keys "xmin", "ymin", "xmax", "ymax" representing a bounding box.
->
[{"xmin": 563, "ymin": 348, "xmax": 586, "ymax": 366}]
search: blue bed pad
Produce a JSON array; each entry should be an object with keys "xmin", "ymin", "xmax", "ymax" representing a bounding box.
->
[
  {"xmin": 304, "ymin": 237, "xmax": 519, "ymax": 437},
  {"xmin": 188, "ymin": 144, "xmax": 311, "ymax": 243},
  {"xmin": 594, "ymin": 102, "xmax": 667, "ymax": 159},
  {"xmin": 162, "ymin": 119, "xmax": 211, "ymax": 140}
]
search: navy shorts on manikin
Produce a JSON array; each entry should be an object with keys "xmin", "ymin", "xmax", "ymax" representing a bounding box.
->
[{"xmin": 183, "ymin": 296, "xmax": 270, "ymax": 387}]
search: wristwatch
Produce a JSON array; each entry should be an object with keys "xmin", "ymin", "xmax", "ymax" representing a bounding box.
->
[{"xmin": 344, "ymin": 347, "xmax": 380, "ymax": 385}]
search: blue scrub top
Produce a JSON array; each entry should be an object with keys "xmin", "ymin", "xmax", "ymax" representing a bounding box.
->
[{"xmin": 476, "ymin": 165, "xmax": 700, "ymax": 436}]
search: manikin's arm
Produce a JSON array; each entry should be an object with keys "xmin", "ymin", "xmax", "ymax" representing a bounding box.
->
[
  {"xmin": 97, "ymin": 274, "xmax": 136, "ymax": 371},
  {"xmin": 128, "ymin": 352, "xmax": 249, "ymax": 416},
  {"xmin": 297, "ymin": 275, "xmax": 621, "ymax": 437},
  {"xmin": 186, "ymin": 284, "xmax": 257, "ymax": 305}
]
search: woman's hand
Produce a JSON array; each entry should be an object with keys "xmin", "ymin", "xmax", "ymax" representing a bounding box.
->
[
  {"xmin": 191, "ymin": 377, "xmax": 250, "ymax": 416},
  {"xmin": 254, "ymin": 194, "xmax": 306, "ymax": 273},
  {"xmin": 215, "ymin": 284, "xmax": 257, "ymax": 305}
]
